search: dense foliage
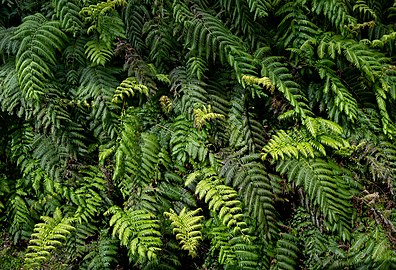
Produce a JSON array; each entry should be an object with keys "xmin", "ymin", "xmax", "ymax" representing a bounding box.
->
[{"xmin": 1, "ymin": 0, "xmax": 396, "ymax": 269}]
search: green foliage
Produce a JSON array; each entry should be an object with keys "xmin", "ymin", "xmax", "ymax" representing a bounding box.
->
[
  {"xmin": 106, "ymin": 206, "xmax": 162, "ymax": 262},
  {"xmin": 262, "ymin": 117, "xmax": 348, "ymax": 161},
  {"xmin": 24, "ymin": 208, "xmax": 75, "ymax": 269},
  {"xmin": 165, "ymin": 207, "xmax": 203, "ymax": 257},
  {"xmin": 277, "ymin": 158, "xmax": 355, "ymax": 240},
  {"xmin": 1, "ymin": 0, "xmax": 396, "ymax": 268},
  {"xmin": 13, "ymin": 13, "xmax": 66, "ymax": 100},
  {"xmin": 81, "ymin": 229, "xmax": 118, "ymax": 270}
]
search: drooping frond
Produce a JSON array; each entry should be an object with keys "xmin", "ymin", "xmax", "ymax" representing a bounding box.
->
[
  {"xmin": 277, "ymin": 158, "xmax": 356, "ymax": 240},
  {"xmin": 270, "ymin": 232, "xmax": 299, "ymax": 270},
  {"xmin": 221, "ymin": 153, "xmax": 277, "ymax": 238},
  {"xmin": 187, "ymin": 168, "xmax": 247, "ymax": 234},
  {"xmin": 52, "ymin": 0, "xmax": 83, "ymax": 34},
  {"xmin": 259, "ymin": 56, "xmax": 311, "ymax": 119}
]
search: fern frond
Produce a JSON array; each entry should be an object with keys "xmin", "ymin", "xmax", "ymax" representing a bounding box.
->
[
  {"xmin": 165, "ymin": 207, "xmax": 204, "ymax": 257},
  {"xmin": 173, "ymin": 3, "xmax": 256, "ymax": 82},
  {"xmin": 81, "ymin": 229, "xmax": 118, "ymax": 270},
  {"xmin": 53, "ymin": 0, "xmax": 83, "ymax": 34},
  {"xmin": 277, "ymin": 158, "xmax": 355, "ymax": 240},
  {"xmin": 0, "ymin": 26, "xmax": 19, "ymax": 60},
  {"xmin": 193, "ymin": 104, "xmax": 225, "ymax": 129},
  {"xmin": 106, "ymin": 206, "xmax": 162, "ymax": 261},
  {"xmin": 79, "ymin": 66, "xmax": 119, "ymax": 139},
  {"xmin": 170, "ymin": 115, "xmax": 209, "ymax": 165},
  {"xmin": 262, "ymin": 118, "xmax": 348, "ymax": 161},
  {"xmin": 85, "ymin": 38, "xmax": 114, "ymax": 66},
  {"xmin": 112, "ymin": 77, "xmax": 149, "ymax": 104},
  {"xmin": 260, "ymin": 56, "xmax": 311, "ymax": 119},
  {"xmin": 221, "ymin": 153, "xmax": 277, "ymax": 238},
  {"xmin": 13, "ymin": 14, "xmax": 67, "ymax": 100},
  {"xmin": 270, "ymin": 232, "xmax": 299, "ymax": 270},
  {"xmin": 24, "ymin": 208, "xmax": 75, "ymax": 269},
  {"xmin": 311, "ymin": 0, "xmax": 356, "ymax": 34},
  {"xmin": 8, "ymin": 194, "xmax": 35, "ymax": 243},
  {"xmin": 315, "ymin": 59, "xmax": 359, "ymax": 122},
  {"xmin": 189, "ymin": 168, "xmax": 247, "ymax": 234}
]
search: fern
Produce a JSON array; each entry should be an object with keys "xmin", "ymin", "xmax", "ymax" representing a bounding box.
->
[
  {"xmin": 165, "ymin": 207, "xmax": 204, "ymax": 257},
  {"xmin": 52, "ymin": 0, "xmax": 83, "ymax": 34},
  {"xmin": 24, "ymin": 208, "xmax": 75, "ymax": 269},
  {"xmin": 270, "ymin": 232, "xmax": 299, "ymax": 270},
  {"xmin": 80, "ymin": 0, "xmax": 126, "ymax": 66},
  {"xmin": 193, "ymin": 104, "xmax": 225, "ymax": 129},
  {"xmin": 112, "ymin": 77, "xmax": 149, "ymax": 104},
  {"xmin": 222, "ymin": 153, "xmax": 277, "ymax": 238},
  {"xmin": 81, "ymin": 229, "xmax": 118, "ymax": 270},
  {"xmin": 8, "ymin": 194, "xmax": 35, "ymax": 243},
  {"xmin": 187, "ymin": 168, "xmax": 247, "ymax": 234},
  {"xmin": 259, "ymin": 56, "xmax": 311, "ymax": 119},
  {"xmin": 106, "ymin": 206, "xmax": 162, "ymax": 261},
  {"xmin": 13, "ymin": 13, "xmax": 66, "ymax": 100},
  {"xmin": 277, "ymin": 158, "xmax": 355, "ymax": 240},
  {"xmin": 262, "ymin": 117, "xmax": 348, "ymax": 161}
]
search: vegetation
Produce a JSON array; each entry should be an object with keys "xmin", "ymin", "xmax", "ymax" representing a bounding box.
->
[{"xmin": 1, "ymin": 0, "xmax": 396, "ymax": 269}]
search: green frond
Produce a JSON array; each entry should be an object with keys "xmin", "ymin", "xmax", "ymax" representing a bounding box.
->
[
  {"xmin": 165, "ymin": 207, "xmax": 204, "ymax": 257},
  {"xmin": 174, "ymin": 3, "xmax": 256, "ymax": 83},
  {"xmin": 314, "ymin": 59, "xmax": 359, "ymax": 122},
  {"xmin": 245, "ymin": 0, "xmax": 271, "ymax": 18},
  {"xmin": 270, "ymin": 232, "xmax": 299, "ymax": 270},
  {"xmin": 85, "ymin": 38, "xmax": 113, "ymax": 66},
  {"xmin": 170, "ymin": 66, "xmax": 208, "ymax": 116},
  {"xmin": 112, "ymin": 77, "xmax": 149, "ymax": 104},
  {"xmin": 106, "ymin": 206, "xmax": 162, "ymax": 262},
  {"xmin": 79, "ymin": 66, "xmax": 119, "ymax": 139},
  {"xmin": 277, "ymin": 158, "xmax": 355, "ymax": 240},
  {"xmin": 63, "ymin": 166, "xmax": 110, "ymax": 223},
  {"xmin": 170, "ymin": 115, "xmax": 209, "ymax": 165},
  {"xmin": 52, "ymin": 0, "xmax": 83, "ymax": 34},
  {"xmin": 125, "ymin": 2, "xmax": 149, "ymax": 51},
  {"xmin": 0, "ymin": 26, "xmax": 19, "ymax": 60},
  {"xmin": 81, "ymin": 229, "xmax": 118, "ymax": 270},
  {"xmin": 311, "ymin": 0, "xmax": 356, "ymax": 34},
  {"xmin": 353, "ymin": 1, "xmax": 378, "ymax": 21},
  {"xmin": 8, "ymin": 194, "xmax": 35, "ymax": 244},
  {"xmin": 262, "ymin": 118, "xmax": 348, "ymax": 161},
  {"xmin": 193, "ymin": 104, "xmax": 225, "ymax": 129},
  {"xmin": 260, "ymin": 56, "xmax": 311, "ymax": 119},
  {"xmin": 221, "ymin": 153, "xmax": 277, "ymax": 238},
  {"xmin": 189, "ymin": 168, "xmax": 247, "ymax": 234},
  {"xmin": 13, "ymin": 14, "xmax": 67, "ymax": 100},
  {"xmin": 24, "ymin": 208, "xmax": 75, "ymax": 269}
]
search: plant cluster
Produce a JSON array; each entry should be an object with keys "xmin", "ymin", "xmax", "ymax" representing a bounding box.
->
[{"xmin": 1, "ymin": 0, "xmax": 396, "ymax": 269}]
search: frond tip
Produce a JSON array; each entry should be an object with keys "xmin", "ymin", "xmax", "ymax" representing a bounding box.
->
[
  {"xmin": 194, "ymin": 104, "xmax": 225, "ymax": 129},
  {"xmin": 112, "ymin": 77, "xmax": 149, "ymax": 104}
]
